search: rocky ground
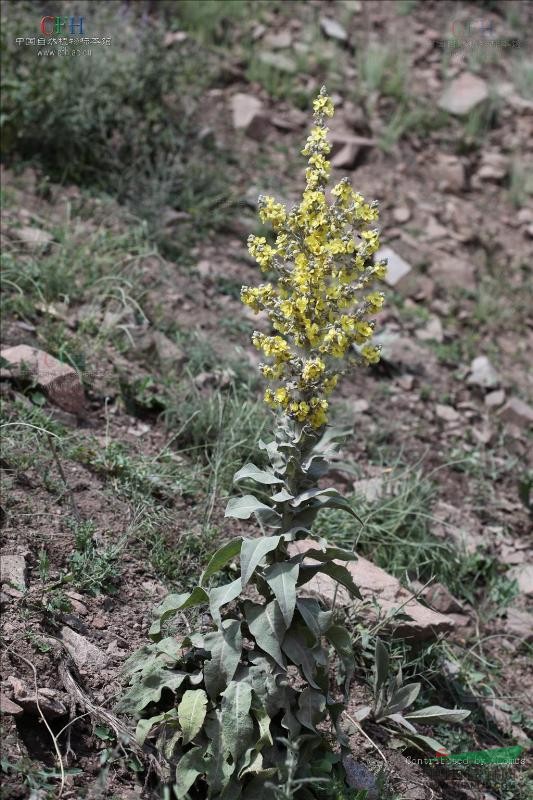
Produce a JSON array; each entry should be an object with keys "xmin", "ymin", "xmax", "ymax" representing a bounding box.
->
[{"xmin": 1, "ymin": 1, "xmax": 532, "ymax": 799}]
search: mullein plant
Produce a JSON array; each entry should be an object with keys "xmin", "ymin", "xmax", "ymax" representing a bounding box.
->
[{"xmin": 120, "ymin": 90, "xmax": 418, "ymax": 798}]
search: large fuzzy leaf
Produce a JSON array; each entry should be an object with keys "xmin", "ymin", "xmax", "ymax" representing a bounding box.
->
[
  {"xmin": 296, "ymin": 598, "xmax": 333, "ymax": 640},
  {"xmin": 289, "ymin": 487, "xmax": 341, "ymax": 508},
  {"xmin": 204, "ymin": 619, "xmax": 242, "ymax": 699},
  {"xmin": 122, "ymin": 671, "xmax": 187, "ymax": 713},
  {"xmin": 209, "ymin": 578, "xmax": 243, "ymax": 627},
  {"xmin": 205, "ymin": 710, "xmax": 235, "ymax": 796},
  {"xmin": 386, "ymin": 712, "xmax": 418, "ymax": 733},
  {"xmin": 233, "ymin": 463, "xmax": 284, "ymax": 485},
  {"xmin": 316, "ymin": 561, "xmax": 362, "ymax": 599},
  {"xmin": 174, "ymin": 744, "xmax": 207, "ymax": 799},
  {"xmin": 221, "ymin": 680, "xmax": 254, "ymax": 761},
  {"xmin": 296, "ymin": 688, "xmax": 326, "ymax": 732},
  {"xmin": 240, "ymin": 536, "xmax": 281, "ymax": 587},
  {"xmin": 245, "ymin": 600, "xmax": 286, "ymax": 667},
  {"xmin": 178, "ymin": 689, "xmax": 208, "ymax": 745},
  {"xmin": 385, "ymin": 683, "xmax": 421, "ymax": 716},
  {"xmin": 135, "ymin": 712, "xmax": 165, "ymax": 746},
  {"xmin": 396, "ymin": 732, "xmax": 449, "ymax": 755},
  {"xmin": 225, "ymin": 495, "xmax": 273, "ymax": 520},
  {"xmin": 264, "ymin": 561, "xmax": 299, "ymax": 626},
  {"xmin": 148, "ymin": 587, "xmax": 209, "ymax": 640},
  {"xmin": 404, "ymin": 706, "xmax": 470, "ymax": 724},
  {"xmin": 201, "ymin": 538, "xmax": 242, "ymax": 586},
  {"xmin": 282, "ymin": 629, "xmax": 321, "ymax": 689},
  {"xmin": 326, "ymin": 624, "xmax": 355, "ymax": 690}
]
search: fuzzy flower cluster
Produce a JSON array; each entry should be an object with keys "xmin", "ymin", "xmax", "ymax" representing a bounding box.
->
[{"xmin": 242, "ymin": 87, "xmax": 387, "ymax": 429}]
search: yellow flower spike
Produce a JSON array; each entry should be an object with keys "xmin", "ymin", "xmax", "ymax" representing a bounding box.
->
[{"xmin": 242, "ymin": 89, "xmax": 386, "ymax": 429}]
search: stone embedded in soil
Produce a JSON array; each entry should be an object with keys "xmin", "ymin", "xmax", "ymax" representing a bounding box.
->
[
  {"xmin": 0, "ymin": 695, "xmax": 23, "ymax": 716},
  {"xmin": 498, "ymin": 397, "xmax": 533, "ymax": 429},
  {"xmin": 485, "ymin": 389, "xmax": 506, "ymax": 408},
  {"xmin": 0, "ymin": 344, "xmax": 85, "ymax": 415},
  {"xmin": 375, "ymin": 246, "xmax": 412, "ymax": 288},
  {"xmin": 342, "ymin": 758, "xmax": 378, "ymax": 799},
  {"xmin": 422, "ymin": 582, "xmax": 464, "ymax": 614},
  {"xmin": 504, "ymin": 608, "xmax": 533, "ymax": 643},
  {"xmin": 320, "ymin": 16, "xmax": 348, "ymax": 42},
  {"xmin": 392, "ymin": 205, "xmax": 411, "ymax": 224},
  {"xmin": 263, "ymin": 30, "xmax": 292, "ymax": 49},
  {"xmin": 430, "ymin": 253, "xmax": 476, "ymax": 290},
  {"xmin": 466, "ymin": 355, "xmax": 500, "ymax": 390},
  {"xmin": 14, "ymin": 225, "xmax": 53, "ymax": 251},
  {"xmin": 506, "ymin": 564, "xmax": 533, "ymax": 597},
  {"xmin": 259, "ymin": 51, "xmax": 297, "ymax": 73},
  {"xmin": 231, "ymin": 93, "xmax": 270, "ymax": 141},
  {"xmin": 438, "ymin": 72, "xmax": 488, "ymax": 116},
  {"xmin": 372, "ymin": 329, "xmax": 435, "ymax": 374},
  {"xmin": 415, "ymin": 316, "xmax": 443, "ymax": 343},
  {"xmin": 0, "ymin": 554, "xmax": 27, "ymax": 589},
  {"xmin": 331, "ymin": 141, "xmax": 360, "ymax": 169},
  {"xmin": 61, "ymin": 626, "xmax": 107, "ymax": 670},
  {"xmin": 435, "ymin": 403, "xmax": 460, "ymax": 423},
  {"xmin": 352, "ymin": 477, "xmax": 383, "ymax": 503},
  {"xmin": 14, "ymin": 689, "xmax": 67, "ymax": 719},
  {"xmin": 288, "ymin": 540, "xmax": 455, "ymax": 641},
  {"xmin": 431, "ymin": 501, "xmax": 484, "ymax": 554},
  {"xmin": 476, "ymin": 151, "xmax": 509, "ymax": 182},
  {"xmin": 434, "ymin": 154, "xmax": 465, "ymax": 193}
]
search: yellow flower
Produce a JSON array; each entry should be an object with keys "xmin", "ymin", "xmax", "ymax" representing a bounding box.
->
[{"xmin": 241, "ymin": 88, "xmax": 386, "ymax": 429}]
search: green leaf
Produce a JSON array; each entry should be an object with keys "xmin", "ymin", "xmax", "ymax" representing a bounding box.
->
[
  {"xmin": 233, "ymin": 463, "xmax": 283, "ymax": 485},
  {"xmin": 326, "ymin": 624, "xmax": 355, "ymax": 690},
  {"xmin": 374, "ymin": 638, "xmax": 389, "ymax": 694},
  {"xmin": 385, "ymin": 683, "xmax": 421, "ymax": 716},
  {"xmin": 386, "ymin": 712, "xmax": 418, "ymax": 734},
  {"xmin": 282, "ymin": 629, "xmax": 321, "ymax": 689},
  {"xmin": 316, "ymin": 562, "xmax": 362, "ymax": 599},
  {"xmin": 271, "ymin": 488, "xmax": 294, "ymax": 502},
  {"xmin": 225, "ymin": 495, "xmax": 273, "ymax": 520},
  {"xmin": 296, "ymin": 598, "xmax": 333, "ymax": 640},
  {"xmin": 264, "ymin": 561, "xmax": 299, "ymax": 626},
  {"xmin": 310, "ymin": 493, "xmax": 362, "ymax": 521},
  {"xmin": 296, "ymin": 688, "xmax": 326, "ymax": 732},
  {"xmin": 209, "ymin": 578, "xmax": 243, "ymax": 627},
  {"xmin": 221, "ymin": 680, "xmax": 254, "ymax": 761},
  {"xmin": 396, "ymin": 732, "xmax": 449, "ymax": 755},
  {"xmin": 240, "ymin": 536, "xmax": 281, "ymax": 587},
  {"xmin": 178, "ymin": 689, "xmax": 208, "ymax": 745},
  {"xmin": 149, "ymin": 588, "xmax": 209, "ymax": 641},
  {"xmin": 204, "ymin": 619, "xmax": 242, "ymax": 699},
  {"xmin": 290, "ymin": 487, "xmax": 341, "ymax": 508},
  {"xmin": 201, "ymin": 538, "xmax": 242, "ymax": 586},
  {"xmin": 174, "ymin": 744, "xmax": 207, "ymax": 799},
  {"xmin": 205, "ymin": 710, "xmax": 235, "ymax": 795},
  {"xmin": 290, "ymin": 545, "xmax": 358, "ymax": 563},
  {"xmin": 135, "ymin": 713, "xmax": 164, "ymax": 746},
  {"xmin": 245, "ymin": 600, "xmax": 286, "ymax": 667},
  {"xmin": 404, "ymin": 706, "xmax": 470, "ymax": 724},
  {"xmin": 123, "ymin": 671, "xmax": 187, "ymax": 713}
]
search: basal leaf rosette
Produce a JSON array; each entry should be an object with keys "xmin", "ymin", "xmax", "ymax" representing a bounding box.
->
[{"xmin": 242, "ymin": 88, "xmax": 387, "ymax": 430}]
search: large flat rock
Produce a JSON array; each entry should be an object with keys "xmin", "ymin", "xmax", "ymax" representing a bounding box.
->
[{"xmin": 289, "ymin": 540, "xmax": 455, "ymax": 641}]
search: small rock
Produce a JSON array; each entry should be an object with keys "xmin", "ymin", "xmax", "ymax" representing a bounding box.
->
[
  {"xmin": 289, "ymin": 540, "xmax": 455, "ymax": 641},
  {"xmin": 264, "ymin": 30, "xmax": 292, "ymax": 49},
  {"xmin": 423, "ymin": 582, "xmax": 464, "ymax": 614},
  {"xmin": 353, "ymin": 399, "xmax": 369, "ymax": 414},
  {"xmin": 434, "ymin": 154, "xmax": 465, "ymax": 193},
  {"xmin": 438, "ymin": 72, "xmax": 488, "ymax": 116},
  {"xmin": 15, "ymin": 690, "xmax": 67, "ymax": 719},
  {"xmin": 352, "ymin": 477, "xmax": 383, "ymax": 503},
  {"xmin": 92, "ymin": 615, "xmax": 107, "ymax": 630},
  {"xmin": 476, "ymin": 152, "xmax": 508, "ymax": 182},
  {"xmin": 320, "ymin": 16, "xmax": 348, "ymax": 42},
  {"xmin": 14, "ymin": 226, "xmax": 53, "ymax": 251},
  {"xmin": 506, "ymin": 564, "xmax": 533, "ymax": 597},
  {"xmin": 342, "ymin": 758, "xmax": 378, "ymax": 799},
  {"xmin": 435, "ymin": 404, "xmax": 460, "ymax": 423},
  {"xmin": 0, "ymin": 345, "xmax": 85, "ymax": 415},
  {"xmin": 259, "ymin": 51, "xmax": 296, "ymax": 73},
  {"xmin": 331, "ymin": 142, "xmax": 360, "ymax": 169},
  {"xmin": 517, "ymin": 208, "xmax": 533, "ymax": 226},
  {"xmin": 504, "ymin": 608, "xmax": 533, "ymax": 643},
  {"xmin": 430, "ymin": 253, "xmax": 476, "ymax": 290},
  {"xmin": 0, "ymin": 695, "xmax": 23, "ymax": 715},
  {"xmin": 498, "ymin": 398, "xmax": 533, "ymax": 429},
  {"xmin": 60, "ymin": 627, "xmax": 107, "ymax": 670},
  {"xmin": 152, "ymin": 331, "xmax": 186, "ymax": 367},
  {"xmin": 373, "ymin": 330, "xmax": 435, "ymax": 373},
  {"xmin": 467, "ymin": 355, "xmax": 500, "ymax": 390},
  {"xmin": 485, "ymin": 389, "xmax": 505, "ymax": 408},
  {"xmin": 415, "ymin": 316, "xmax": 443, "ymax": 343},
  {"xmin": 231, "ymin": 93, "xmax": 270, "ymax": 141},
  {"xmin": 392, "ymin": 206, "xmax": 411, "ymax": 224},
  {"xmin": 163, "ymin": 30, "xmax": 187, "ymax": 46},
  {"xmin": 375, "ymin": 246, "xmax": 412, "ymax": 288},
  {"xmin": 0, "ymin": 554, "xmax": 27, "ymax": 589}
]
